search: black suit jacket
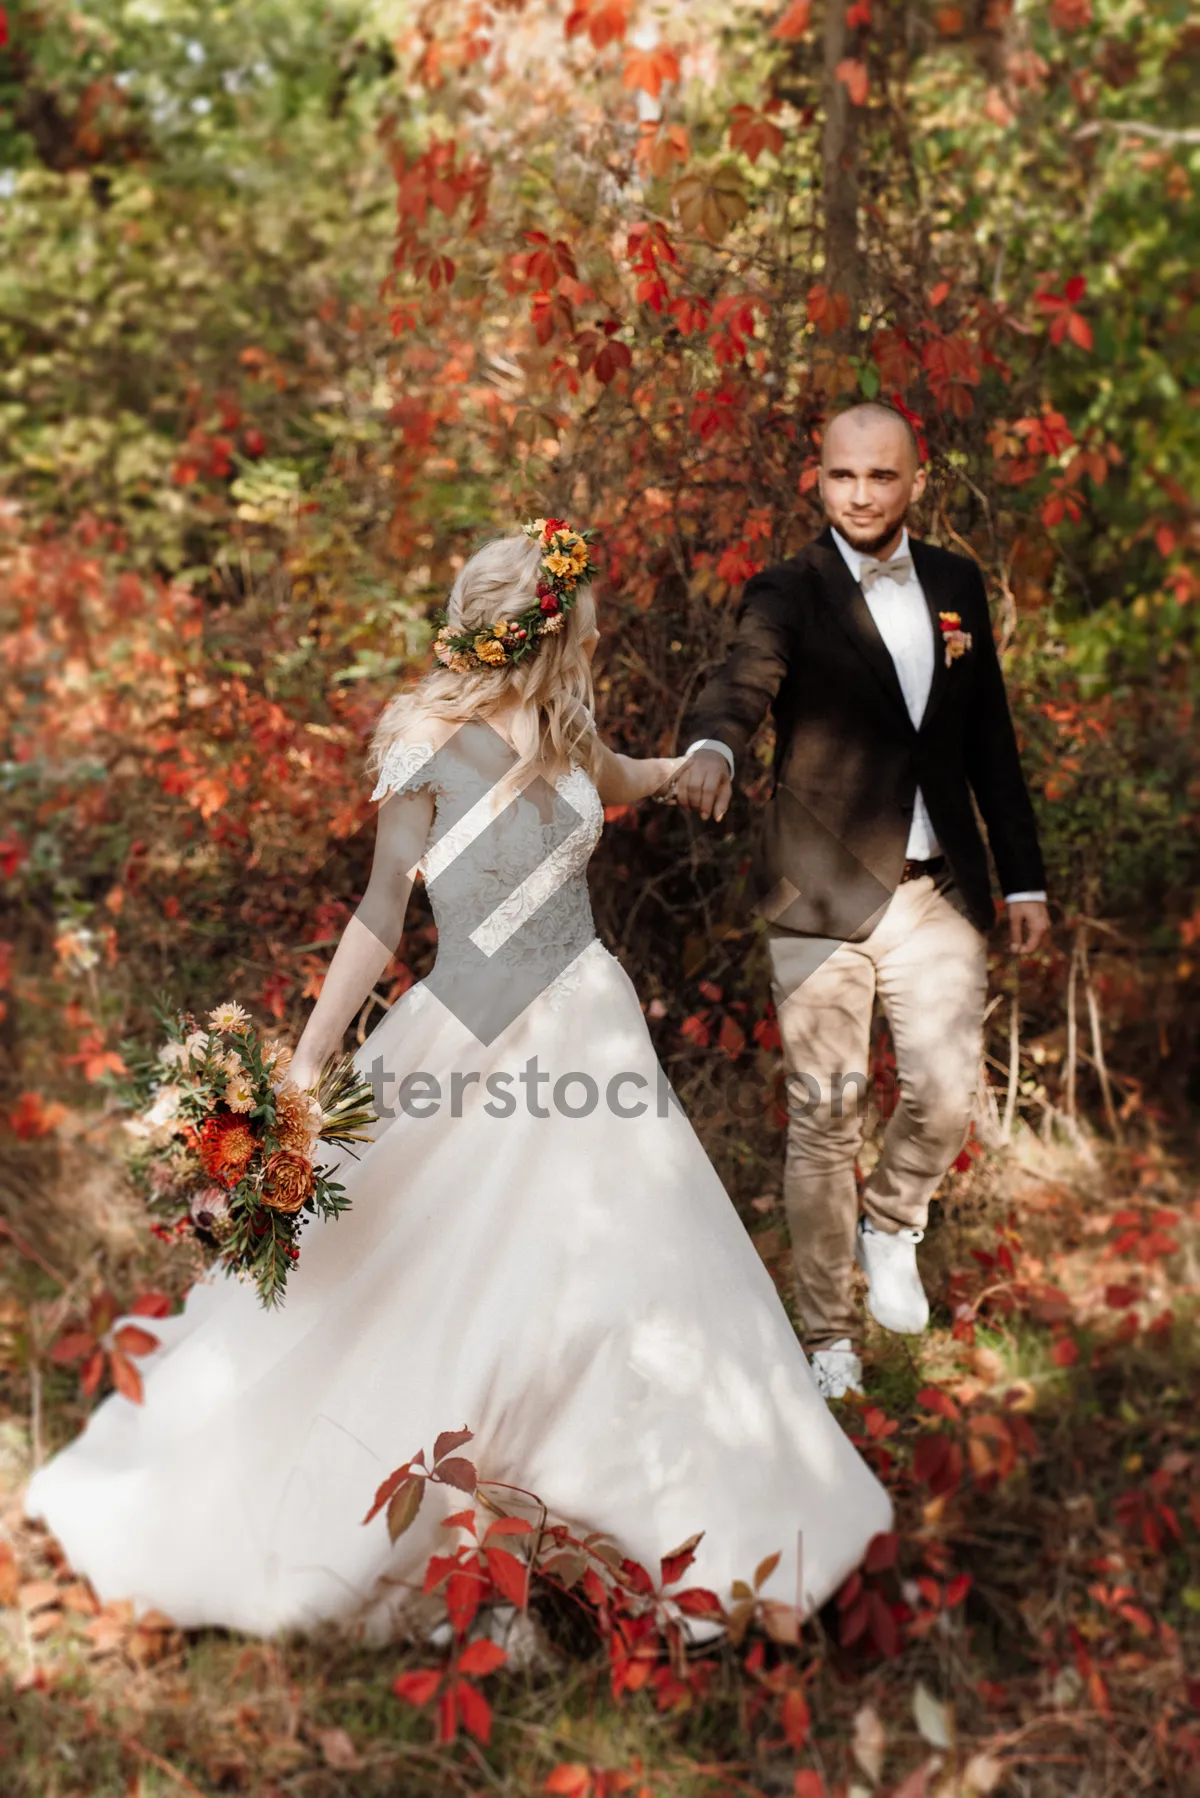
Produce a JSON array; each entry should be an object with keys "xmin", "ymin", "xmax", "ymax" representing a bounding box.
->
[{"xmin": 682, "ymin": 526, "xmax": 1046, "ymax": 940}]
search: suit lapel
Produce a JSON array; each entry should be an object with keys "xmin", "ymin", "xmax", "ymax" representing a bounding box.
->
[
  {"xmin": 909, "ymin": 537, "xmax": 952, "ymax": 731},
  {"xmin": 808, "ymin": 526, "xmax": 910, "ymax": 724}
]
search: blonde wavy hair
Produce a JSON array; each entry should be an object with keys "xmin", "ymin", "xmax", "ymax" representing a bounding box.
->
[{"xmin": 368, "ymin": 533, "xmax": 599, "ymax": 791}]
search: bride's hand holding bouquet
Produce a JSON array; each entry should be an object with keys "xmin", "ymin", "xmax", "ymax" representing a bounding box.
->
[{"xmin": 116, "ymin": 1002, "xmax": 377, "ymax": 1308}]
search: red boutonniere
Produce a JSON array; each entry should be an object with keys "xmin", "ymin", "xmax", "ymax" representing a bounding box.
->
[{"xmin": 937, "ymin": 611, "xmax": 973, "ymax": 667}]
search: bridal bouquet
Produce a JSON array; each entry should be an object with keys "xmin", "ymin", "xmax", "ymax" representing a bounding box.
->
[{"xmin": 116, "ymin": 1002, "xmax": 377, "ymax": 1307}]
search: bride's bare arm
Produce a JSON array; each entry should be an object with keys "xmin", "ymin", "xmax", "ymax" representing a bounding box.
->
[
  {"xmin": 592, "ymin": 739, "xmax": 690, "ymax": 806},
  {"xmin": 288, "ymin": 786, "xmax": 434, "ymax": 1090}
]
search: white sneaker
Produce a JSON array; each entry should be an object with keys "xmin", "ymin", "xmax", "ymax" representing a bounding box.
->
[
  {"xmin": 809, "ymin": 1338, "xmax": 864, "ymax": 1400},
  {"xmin": 856, "ymin": 1216, "xmax": 930, "ymax": 1334}
]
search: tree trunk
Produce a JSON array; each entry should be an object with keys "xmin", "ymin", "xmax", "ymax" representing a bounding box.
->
[{"xmin": 821, "ymin": 0, "xmax": 861, "ymax": 327}]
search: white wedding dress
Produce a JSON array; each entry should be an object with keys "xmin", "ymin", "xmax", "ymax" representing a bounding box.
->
[{"xmin": 25, "ymin": 723, "xmax": 892, "ymax": 1638}]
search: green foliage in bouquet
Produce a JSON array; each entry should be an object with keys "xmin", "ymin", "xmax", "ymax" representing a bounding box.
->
[{"xmin": 113, "ymin": 1000, "xmax": 377, "ymax": 1308}]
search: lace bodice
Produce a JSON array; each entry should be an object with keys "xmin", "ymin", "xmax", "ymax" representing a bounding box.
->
[{"xmin": 371, "ymin": 726, "xmax": 606, "ymax": 1044}]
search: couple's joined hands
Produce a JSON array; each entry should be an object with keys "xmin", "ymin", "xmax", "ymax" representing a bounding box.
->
[{"xmin": 662, "ymin": 748, "xmax": 733, "ymax": 822}]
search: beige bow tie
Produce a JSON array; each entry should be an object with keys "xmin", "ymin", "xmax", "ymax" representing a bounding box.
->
[{"xmin": 859, "ymin": 552, "xmax": 914, "ymax": 592}]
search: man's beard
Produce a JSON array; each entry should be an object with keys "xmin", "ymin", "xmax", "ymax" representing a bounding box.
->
[{"xmin": 835, "ymin": 515, "xmax": 908, "ymax": 556}]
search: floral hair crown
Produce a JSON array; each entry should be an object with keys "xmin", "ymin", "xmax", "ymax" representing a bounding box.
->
[{"xmin": 432, "ymin": 517, "xmax": 597, "ymax": 672}]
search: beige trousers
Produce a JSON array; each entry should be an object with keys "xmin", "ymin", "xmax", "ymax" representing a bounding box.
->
[{"xmin": 767, "ymin": 875, "xmax": 988, "ymax": 1350}]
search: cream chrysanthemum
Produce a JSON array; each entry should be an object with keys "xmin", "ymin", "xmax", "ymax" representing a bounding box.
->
[
  {"xmin": 209, "ymin": 1001, "xmax": 251, "ymax": 1033},
  {"xmin": 158, "ymin": 1041, "xmax": 188, "ymax": 1068},
  {"xmin": 225, "ymin": 1076, "xmax": 256, "ymax": 1114}
]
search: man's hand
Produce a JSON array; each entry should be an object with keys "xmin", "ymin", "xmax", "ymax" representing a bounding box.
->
[
  {"xmin": 672, "ymin": 748, "xmax": 733, "ymax": 823},
  {"xmin": 1009, "ymin": 899, "xmax": 1051, "ymax": 955}
]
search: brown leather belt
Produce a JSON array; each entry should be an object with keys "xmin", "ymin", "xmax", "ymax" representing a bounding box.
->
[{"xmin": 900, "ymin": 855, "xmax": 947, "ymax": 884}]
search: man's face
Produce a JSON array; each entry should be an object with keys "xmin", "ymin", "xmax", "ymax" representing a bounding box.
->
[{"xmin": 817, "ymin": 415, "xmax": 926, "ymax": 556}]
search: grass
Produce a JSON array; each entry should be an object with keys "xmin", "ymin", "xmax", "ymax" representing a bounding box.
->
[{"xmin": 1, "ymin": 1110, "xmax": 1197, "ymax": 1797}]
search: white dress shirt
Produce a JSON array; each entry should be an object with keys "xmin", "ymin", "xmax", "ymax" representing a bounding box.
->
[{"xmin": 686, "ymin": 524, "xmax": 1045, "ymax": 903}]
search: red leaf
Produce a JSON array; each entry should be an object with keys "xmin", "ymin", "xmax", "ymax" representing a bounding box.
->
[
  {"xmin": 49, "ymin": 1331, "xmax": 96, "ymax": 1365},
  {"xmin": 674, "ymin": 1587, "xmax": 724, "ymax": 1616},
  {"xmin": 446, "ymin": 1569, "xmax": 487, "ymax": 1634},
  {"xmin": 130, "ymin": 1291, "xmax": 172, "ymax": 1318},
  {"xmin": 483, "ymin": 1516, "xmax": 533, "ymax": 1540},
  {"xmin": 363, "ymin": 1461, "xmax": 416, "ymax": 1525},
  {"xmin": 1050, "ymin": 1336, "xmax": 1079, "ymax": 1367},
  {"xmin": 457, "ymin": 1639, "xmax": 507, "ymax": 1677},
  {"xmin": 80, "ymin": 1346, "xmax": 105, "ymax": 1395},
  {"xmin": 456, "ymin": 1678, "xmax": 493, "ymax": 1744},
  {"xmin": 432, "ymin": 1456, "xmax": 478, "ymax": 1493},
  {"xmin": 836, "ymin": 1570, "xmax": 863, "ymax": 1610},
  {"xmin": 112, "ymin": 1325, "xmax": 161, "ymax": 1359},
  {"xmin": 718, "ymin": 1014, "xmax": 746, "ymax": 1058},
  {"xmin": 867, "ymin": 1589, "xmax": 900, "ymax": 1657},
  {"xmin": 916, "ymin": 1385, "xmax": 961, "ymax": 1420},
  {"xmin": 433, "ymin": 1427, "xmax": 474, "ymax": 1464},
  {"xmin": 441, "ymin": 1508, "xmax": 477, "ymax": 1533},
  {"xmin": 109, "ymin": 1350, "xmax": 144, "ymax": 1404},
  {"xmin": 945, "ymin": 1572, "xmax": 972, "ymax": 1606},
  {"xmin": 484, "ymin": 1545, "xmax": 529, "ymax": 1608},
  {"xmin": 772, "ymin": 0, "xmax": 812, "ymax": 40},
  {"xmin": 781, "ymin": 1686, "xmax": 811, "ymax": 1749},
  {"xmin": 864, "ymin": 1530, "xmax": 899, "ymax": 1573},
  {"xmin": 593, "ymin": 338, "xmax": 632, "ymax": 385},
  {"xmin": 1105, "ymin": 1283, "xmax": 1140, "ymax": 1309},
  {"xmin": 394, "ymin": 1667, "xmax": 442, "ymax": 1706},
  {"xmin": 839, "ymin": 1593, "xmax": 869, "ymax": 1645},
  {"xmin": 912, "ymin": 1432, "xmax": 963, "ymax": 1496},
  {"xmin": 794, "ymin": 1775, "xmax": 826, "ymax": 1798},
  {"xmin": 437, "ymin": 1686, "xmax": 458, "ymax": 1743},
  {"xmin": 834, "ymin": 57, "xmax": 869, "ymax": 106}
]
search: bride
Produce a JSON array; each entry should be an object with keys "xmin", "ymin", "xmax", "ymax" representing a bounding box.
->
[{"xmin": 25, "ymin": 521, "xmax": 892, "ymax": 1640}]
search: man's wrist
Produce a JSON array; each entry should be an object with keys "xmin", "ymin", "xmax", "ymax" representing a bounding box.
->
[{"xmin": 685, "ymin": 738, "xmax": 735, "ymax": 778}]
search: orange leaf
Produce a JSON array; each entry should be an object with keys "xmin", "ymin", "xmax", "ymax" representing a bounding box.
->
[
  {"xmin": 112, "ymin": 1325, "xmax": 161, "ymax": 1359},
  {"xmin": 545, "ymin": 1765, "xmax": 592, "ymax": 1796},
  {"xmin": 782, "ymin": 1687, "xmax": 811, "ymax": 1750},
  {"xmin": 109, "ymin": 1350, "xmax": 144, "ymax": 1405},
  {"xmin": 794, "ymin": 1775, "xmax": 826, "ymax": 1798},
  {"xmin": 621, "ymin": 46, "xmax": 680, "ymax": 100},
  {"xmin": 772, "ymin": 0, "xmax": 812, "ymax": 40},
  {"xmin": 835, "ymin": 57, "xmax": 869, "ymax": 105}
]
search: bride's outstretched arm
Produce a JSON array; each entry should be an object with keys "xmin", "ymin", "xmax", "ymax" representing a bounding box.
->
[
  {"xmin": 592, "ymin": 739, "xmax": 691, "ymax": 806},
  {"xmin": 287, "ymin": 786, "xmax": 435, "ymax": 1091}
]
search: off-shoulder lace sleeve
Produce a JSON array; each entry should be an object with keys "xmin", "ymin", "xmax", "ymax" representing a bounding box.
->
[{"xmin": 370, "ymin": 738, "xmax": 437, "ymax": 804}]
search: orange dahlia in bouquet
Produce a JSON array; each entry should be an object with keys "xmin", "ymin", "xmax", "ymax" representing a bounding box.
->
[{"xmin": 115, "ymin": 1002, "xmax": 376, "ymax": 1307}]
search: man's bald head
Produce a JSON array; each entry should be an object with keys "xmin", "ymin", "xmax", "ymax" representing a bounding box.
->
[
  {"xmin": 822, "ymin": 402, "xmax": 921, "ymax": 472},
  {"xmin": 817, "ymin": 401, "xmax": 927, "ymax": 558}
]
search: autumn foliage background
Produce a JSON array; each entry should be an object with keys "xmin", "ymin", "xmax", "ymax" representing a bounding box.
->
[{"xmin": 0, "ymin": 2, "xmax": 1198, "ymax": 1795}]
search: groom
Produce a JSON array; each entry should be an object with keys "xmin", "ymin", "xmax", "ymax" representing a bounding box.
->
[{"xmin": 674, "ymin": 402, "xmax": 1049, "ymax": 1399}]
